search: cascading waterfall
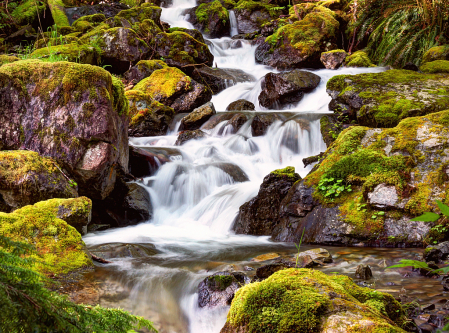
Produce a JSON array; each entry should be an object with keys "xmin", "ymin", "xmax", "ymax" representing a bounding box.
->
[
  {"xmin": 229, "ymin": 10, "xmax": 238, "ymax": 36},
  {"xmin": 82, "ymin": 1, "xmax": 389, "ymax": 332}
]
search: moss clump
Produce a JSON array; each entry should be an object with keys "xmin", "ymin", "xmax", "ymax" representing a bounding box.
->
[
  {"xmin": 345, "ymin": 51, "xmax": 375, "ymax": 67},
  {"xmin": 116, "ymin": 4, "xmax": 162, "ymax": 24},
  {"xmin": 0, "ymin": 55, "xmax": 19, "ymax": 66},
  {"xmin": 235, "ymin": 0, "xmax": 284, "ymax": 17},
  {"xmin": 195, "ymin": 0, "xmax": 229, "ymax": 34},
  {"xmin": 271, "ymin": 166, "xmax": 300, "ymax": 180},
  {"xmin": 126, "ymin": 90, "xmax": 174, "ymax": 124},
  {"xmin": 11, "ymin": 0, "xmax": 46, "ymax": 26},
  {"xmin": 48, "ymin": 0, "xmax": 70, "ymax": 28},
  {"xmin": 133, "ymin": 67, "xmax": 192, "ymax": 100},
  {"xmin": 71, "ymin": 14, "xmax": 106, "ymax": 34},
  {"xmin": 422, "ymin": 45, "xmax": 449, "ymax": 64},
  {"xmin": 30, "ymin": 42, "xmax": 98, "ymax": 64},
  {"xmin": 0, "ymin": 198, "xmax": 93, "ymax": 275},
  {"xmin": 420, "ymin": 60, "xmax": 449, "ymax": 73},
  {"xmin": 225, "ymin": 268, "xmax": 405, "ymax": 333},
  {"xmin": 208, "ymin": 275, "xmax": 234, "ymax": 291},
  {"xmin": 265, "ymin": 5, "xmax": 339, "ymax": 58},
  {"xmin": 111, "ymin": 75, "xmax": 129, "ymax": 116}
]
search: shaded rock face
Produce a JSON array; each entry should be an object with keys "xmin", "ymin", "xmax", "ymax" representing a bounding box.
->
[
  {"xmin": 0, "ymin": 60, "xmax": 129, "ymax": 201},
  {"xmin": 320, "ymin": 114, "xmax": 342, "ymax": 147},
  {"xmin": 251, "ymin": 113, "xmax": 284, "ymax": 136},
  {"xmin": 259, "ymin": 70, "xmax": 321, "ymax": 108},
  {"xmin": 228, "ymin": 113, "xmax": 248, "ymax": 132},
  {"xmin": 226, "ymin": 99, "xmax": 255, "ymax": 111},
  {"xmin": 100, "ymin": 27, "xmax": 150, "ymax": 74},
  {"xmin": 123, "ymin": 183, "xmax": 152, "ymax": 223},
  {"xmin": 320, "ymin": 50, "xmax": 347, "ymax": 69},
  {"xmin": 129, "ymin": 146, "xmax": 171, "ymax": 178},
  {"xmin": 424, "ymin": 241, "xmax": 449, "ymax": 263},
  {"xmin": 192, "ymin": 66, "xmax": 256, "ymax": 94},
  {"xmin": 234, "ymin": 3, "xmax": 277, "ymax": 34},
  {"xmin": 185, "ymin": 1, "xmax": 230, "ymax": 38},
  {"xmin": 255, "ymin": 260, "xmax": 295, "ymax": 280},
  {"xmin": 221, "ymin": 269, "xmax": 406, "ymax": 333},
  {"xmin": 355, "ymin": 264, "xmax": 373, "ymax": 280},
  {"xmin": 0, "ymin": 151, "xmax": 78, "ymax": 212},
  {"xmin": 198, "ymin": 272, "xmax": 250, "ymax": 308},
  {"xmin": 175, "ymin": 129, "xmax": 207, "ymax": 145},
  {"xmin": 233, "ymin": 167, "xmax": 301, "ymax": 236},
  {"xmin": 327, "ymin": 69, "xmax": 449, "ymax": 128},
  {"xmin": 200, "ymin": 163, "xmax": 249, "ymax": 183},
  {"xmin": 65, "ymin": 3, "xmax": 130, "ymax": 24},
  {"xmin": 179, "ymin": 102, "xmax": 216, "ymax": 131},
  {"xmin": 90, "ymin": 242, "xmax": 159, "ymax": 259}
]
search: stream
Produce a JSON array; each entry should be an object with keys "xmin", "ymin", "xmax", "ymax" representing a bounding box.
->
[{"xmin": 81, "ymin": 0, "xmax": 448, "ymax": 332}]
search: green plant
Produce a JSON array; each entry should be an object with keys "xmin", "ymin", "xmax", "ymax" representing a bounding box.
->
[
  {"xmin": 294, "ymin": 227, "xmax": 306, "ymax": 268},
  {"xmin": 411, "ymin": 200, "xmax": 449, "ymax": 222},
  {"xmin": 318, "ymin": 177, "xmax": 352, "ymax": 199},
  {"xmin": 371, "ymin": 211, "xmax": 385, "ymax": 219},
  {"xmin": 354, "ymin": 0, "xmax": 449, "ymax": 66},
  {"xmin": 0, "ymin": 235, "xmax": 157, "ymax": 333}
]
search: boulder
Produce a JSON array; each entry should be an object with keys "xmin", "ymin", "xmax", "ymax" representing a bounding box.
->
[
  {"xmin": 115, "ymin": 4, "xmax": 162, "ymax": 25},
  {"xmin": 175, "ymin": 129, "xmax": 207, "ymax": 145},
  {"xmin": 123, "ymin": 183, "xmax": 152, "ymax": 223},
  {"xmin": 258, "ymin": 70, "xmax": 321, "ymax": 109},
  {"xmin": 186, "ymin": 0, "xmax": 230, "ymax": 38},
  {"xmin": 0, "ymin": 151, "xmax": 78, "ymax": 212},
  {"xmin": 297, "ymin": 248, "xmax": 333, "ymax": 264},
  {"xmin": 424, "ymin": 241, "xmax": 449, "ymax": 263},
  {"xmin": 127, "ymin": 90, "xmax": 175, "ymax": 137},
  {"xmin": 72, "ymin": 13, "xmax": 106, "ymax": 33},
  {"xmin": 202, "ymin": 113, "xmax": 235, "ymax": 130},
  {"xmin": 320, "ymin": 50, "xmax": 347, "ymax": 69},
  {"xmin": 30, "ymin": 42, "xmax": 99, "ymax": 65},
  {"xmin": 233, "ymin": 167, "xmax": 301, "ymax": 236},
  {"xmin": 355, "ymin": 264, "xmax": 373, "ymax": 280},
  {"xmin": 124, "ymin": 60, "xmax": 168, "ymax": 84},
  {"xmin": 129, "ymin": 146, "xmax": 171, "ymax": 178},
  {"xmin": 420, "ymin": 60, "xmax": 449, "ymax": 74},
  {"xmin": 167, "ymin": 27, "xmax": 207, "ymax": 43},
  {"xmin": 198, "ymin": 271, "xmax": 250, "ymax": 308},
  {"xmin": 89, "ymin": 242, "xmax": 159, "ymax": 259},
  {"xmin": 192, "ymin": 66, "xmax": 256, "ymax": 94},
  {"xmin": 255, "ymin": 5, "xmax": 339, "ymax": 70},
  {"xmin": 221, "ymin": 269, "xmax": 406, "ymax": 333},
  {"xmin": 179, "ymin": 102, "xmax": 216, "ymax": 131},
  {"xmin": 251, "ymin": 113, "xmax": 285, "ymax": 136},
  {"xmin": 154, "ymin": 31, "xmax": 214, "ymax": 74},
  {"xmin": 226, "ymin": 99, "xmax": 255, "ymax": 111},
  {"xmin": 228, "ymin": 113, "xmax": 248, "ymax": 132},
  {"xmin": 422, "ymin": 45, "xmax": 449, "ymax": 64},
  {"xmin": 0, "ymin": 198, "xmax": 93, "ymax": 275},
  {"xmin": 0, "ymin": 60, "xmax": 129, "ymax": 201},
  {"xmin": 65, "ymin": 3, "xmax": 130, "ymax": 25},
  {"xmin": 344, "ymin": 51, "xmax": 375, "ymax": 68},
  {"xmin": 327, "ymin": 69, "xmax": 449, "ymax": 127},
  {"xmin": 233, "ymin": 0, "xmax": 285, "ymax": 34},
  {"xmin": 255, "ymin": 260, "xmax": 295, "ymax": 280},
  {"xmin": 130, "ymin": 67, "xmax": 212, "ymax": 113}
]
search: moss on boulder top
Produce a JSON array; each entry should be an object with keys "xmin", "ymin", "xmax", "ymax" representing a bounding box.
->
[
  {"xmin": 344, "ymin": 50, "xmax": 375, "ymax": 68},
  {"xmin": 326, "ymin": 69, "xmax": 449, "ymax": 127},
  {"xmin": 420, "ymin": 60, "xmax": 449, "ymax": 74},
  {"xmin": 30, "ymin": 42, "xmax": 99, "ymax": 65},
  {"xmin": 0, "ymin": 150, "xmax": 77, "ymax": 212},
  {"xmin": 192, "ymin": 0, "xmax": 230, "ymax": 38},
  {"xmin": 116, "ymin": 3, "xmax": 162, "ymax": 25},
  {"xmin": 422, "ymin": 45, "xmax": 449, "ymax": 64},
  {"xmin": 11, "ymin": 0, "xmax": 46, "ymax": 27},
  {"xmin": 0, "ymin": 55, "xmax": 19, "ymax": 66},
  {"xmin": 0, "ymin": 197, "xmax": 93, "ymax": 275},
  {"xmin": 124, "ymin": 59, "xmax": 168, "ymax": 83},
  {"xmin": 221, "ymin": 268, "xmax": 406, "ymax": 333}
]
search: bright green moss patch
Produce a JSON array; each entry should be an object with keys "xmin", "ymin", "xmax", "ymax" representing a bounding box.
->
[
  {"xmin": 195, "ymin": 0, "xmax": 229, "ymax": 34},
  {"xmin": 345, "ymin": 50, "xmax": 375, "ymax": 67},
  {"xmin": 30, "ymin": 42, "xmax": 98, "ymax": 64},
  {"xmin": 116, "ymin": 4, "xmax": 162, "ymax": 24},
  {"xmin": 0, "ymin": 198, "xmax": 93, "ymax": 275},
  {"xmin": 420, "ymin": 60, "xmax": 449, "ymax": 73},
  {"xmin": 271, "ymin": 166, "xmax": 300, "ymax": 180},
  {"xmin": 225, "ymin": 269, "xmax": 405, "ymax": 333},
  {"xmin": 11, "ymin": 0, "xmax": 46, "ymax": 26},
  {"xmin": 422, "ymin": 45, "xmax": 449, "ymax": 64},
  {"xmin": 0, "ymin": 55, "xmax": 19, "ymax": 66},
  {"xmin": 126, "ymin": 90, "xmax": 174, "ymax": 125},
  {"xmin": 48, "ymin": 0, "xmax": 70, "ymax": 28},
  {"xmin": 111, "ymin": 75, "xmax": 129, "ymax": 116}
]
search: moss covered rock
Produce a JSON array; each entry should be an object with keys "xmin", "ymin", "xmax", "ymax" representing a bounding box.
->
[
  {"xmin": 274, "ymin": 110, "xmax": 449, "ymax": 246},
  {"xmin": 420, "ymin": 60, "xmax": 449, "ymax": 74},
  {"xmin": 72, "ymin": 13, "xmax": 106, "ymax": 33},
  {"xmin": 0, "ymin": 198, "xmax": 93, "ymax": 275},
  {"xmin": 320, "ymin": 49, "xmax": 347, "ymax": 69},
  {"xmin": 0, "ymin": 55, "xmax": 19, "ymax": 66},
  {"xmin": 11, "ymin": 0, "xmax": 47, "ymax": 28},
  {"xmin": 0, "ymin": 151, "xmax": 78, "ymax": 212},
  {"xmin": 124, "ymin": 59, "xmax": 168, "ymax": 84},
  {"xmin": 127, "ymin": 90, "xmax": 175, "ymax": 136},
  {"xmin": 179, "ymin": 102, "xmax": 216, "ymax": 131},
  {"xmin": 422, "ymin": 45, "xmax": 449, "ymax": 64},
  {"xmin": 221, "ymin": 268, "xmax": 406, "ymax": 333},
  {"xmin": 187, "ymin": 0, "xmax": 230, "ymax": 38},
  {"xmin": 131, "ymin": 66, "xmax": 212, "ymax": 113},
  {"xmin": 30, "ymin": 42, "xmax": 99, "ymax": 64},
  {"xmin": 48, "ymin": 0, "xmax": 71, "ymax": 28},
  {"xmin": 115, "ymin": 3, "xmax": 162, "ymax": 25},
  {"xmin": 234, "ymin": 0, "xmax": 286, "ymax": 34},
  {"xmin": 154, "ymin": 31, "xmax": 214, "ymax": 74},
  {"xmin": 192, "ymin": 66, "xmax": 256, "ymax": 94},
  {"xmin": 255, "ymin": 4, "xmax": 339, "ymax": 70},
  {"xmin": 0, "ymin": 60, "xmax": 129, "ymax": 200},
  {"xmin": 344, "ymin": 50, "xmax": 375, "ymax": 68},
  {"xmin": 327, "ymin": 69, "xmax": 449, "ymax": 127}
]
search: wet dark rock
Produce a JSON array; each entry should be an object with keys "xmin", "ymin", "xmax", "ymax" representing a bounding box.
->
[
  {"xmin": 89, "ymin": 242, "xmax": 159, "ymax": 259},
  {"xmin": 65, "ymin": 3, "xmax": 130, "ymax": 25},
  {"xmin": 255, "ymin": 260, "xmax": 295, "ymax": 280},
  {"xmin": 355, "ymin": 264, "xmax": 373, "ymax": 280},
  {"xmin": 175, "ymin": 129, "xmax": 207, "ymax": 145},
  {"xmin": 167, "ymin": 27, "xmax": 206, "ymax": 43},
  {"xmin": 123, "ymin": 183, "xmax": 152, "ymax": 223},
  {"xmin": 198, "ymin": 271, "xmax": 250, "ymax": 308},
  {"xmin": 302, "ymin": 152, "xmax": 324, "ymax": 168},
  {"xmin": 184, "ymin": 1, "xmax": 230, "ymax": 38},
  {"xmin": 179, "ymin": 102, "xmax": 216, "ymax": 131},
  {"xmin": 202, "ymin": 113, "xmax": 236, "ymax": 130},
  {"xmin": 124, "ymin": 60, "xmax": 167, "ymax": 84},
  {"xmin": 226, "ymin": 99, "xmax": 255, "ymax": 111},
  {"xmin": 442, "ymin": 276, "xmax": 449, "ymax": 291},
  {"xmin": 228, "ymin": 113, "xmax": 248, "ymax": 132},
  {"xmin": 320, "ymin": 50, "xmax": 347, "ymax": 69},
  {"xmin": 129, "ymin": 146, "xmax": 170, "ymax": 178},
  {"xmin": 258, "ymin": 70, "xmax": 321, "ymax": 109},
  {"xmin": 424, "ymin": 241, "xmax": 449, "ymax": 263},
  {"xmin": 251, "ymin": 113, "xmax": 285, "ymax": 136},
  {"xmin": 419, "ymin": 261, "xmax": 439, "ymax": 277},
  {"xmin": 320, "ymin": 114, "xmax": 341, "ymax": 147},
  {"xmin": 233, "ymin": 167, "xmax": 301, "ymax": 236},
  {"xmin": 403, "ymin": 62, "xmax": 419, "ymax": 71},
  {"xmin": 204, "ymin": 162, "xmax": 249, "ymax": 182},
  {"xmin": 234, "ymin": 3, "xmax": 280, "ymax": 34},
  {"xmin": 192, "ymin": 66, "xmax": 256, "ymax": 94}
]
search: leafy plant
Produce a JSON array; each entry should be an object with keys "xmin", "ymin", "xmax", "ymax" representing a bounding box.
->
[
  {"xmin": 318, "ymin": 177, "xmax": 352, "ymax": 199},
  {"xmin": 0, "ymin": 235, "xmax": 157, "ymax": 333},
  {"xmin": 371, "ymin": 211, "xmax": 385, "ymax": 219},
  {"xmin": 354, "ymin": 0, "xmax": 449, "ymax": 66},
  {"xmin": 411, "ymin": 200, "xmax": 449, "ymax": 222},
  {"xmin": 294, "ymin": 227, "xmax": 306, "ymax": 268}
]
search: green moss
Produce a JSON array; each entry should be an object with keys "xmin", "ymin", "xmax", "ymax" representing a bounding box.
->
[
  {"xmin": 345, "ymin": 51, "xmax": 375, "ymax": 67},
  {"xmin": 0, "ymin": 198, "xmax": 93, "ymax": 275},
  {"xmin": 48, "ymin": 0, "xmax": 70, "ymax": 28},
  {"xmin": 133, "ymin": 66, "xmax": 191, "ymax": 100},
  {"xmin": 0, "ymin": 55, "xmax": 19, "ymax": 66},
  {"xmin": 208, "ymin": 275, "xmax": 234, "ymax": 291},
  {"xmin": 226, "ymin": 269, "xmax": 405, "ymax": 333},
  {"xmin": 265, "ymin": 5, "xmax": 339, "ymax": 58},
  {"xmin": 271, "ymin": 166, "xmax": 300, "ymax": 180},
  {"xmin": 195, "ymin": 0, "xmax": 229, "ymax": 34},
  {"xmin": 420, "ymin": 60, "xmax": 449, "ymax": 73},
  {"xmin": 322, "ymin": 48, "xmax": 347, "ymax": 54},
  {"xmin": 111, "ymin": 75, "xmax": 129, "ymax": 116},
  {"xmin": 30, "ymin": 42, "xmax": 98, "ymax": 64},
  {"xmin": 116, "ymin": 4, "xmax": 161, "ymax": 24},
  {"xmin": 11, "ymin": 0, "xmax": 46, "ymax": 26},
  {"xmin": 422, "ymin": 45, "xmax": 449, "ymax": 64},
  {"xmin": 235, "ymin": 0, "xmax": 284, "ymax": 18}
]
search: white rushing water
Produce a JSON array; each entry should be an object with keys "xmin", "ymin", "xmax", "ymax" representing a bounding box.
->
[{"xmin": 83, "ymin": 1, "xmax": 387, "ymax": 332}]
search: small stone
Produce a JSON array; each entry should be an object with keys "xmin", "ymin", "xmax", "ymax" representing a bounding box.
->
[
  {"xmin": 320, "ymin": 50, "xmax": 348, "ymax": 69},
  {"xmin": 251, "ymin": 253, "xmax": 280, "ymax": 262},
  {"xmin": 355, "ymin": 264, "xmax": 373, "ymax": 280},
  {"xmin": 422, "ymin": 304, "xmax": 436, "ymax": 311},
  {"xmin": 179, "ymin": 102, "xmax": 216, "ymax": 131},
  {"xmin": 226, "ymin": 99, "xmax": 255, "ymax": 111},
  {"xmin": 367, "ymin": 184, "xmax": 399, "ymax": 209}
]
